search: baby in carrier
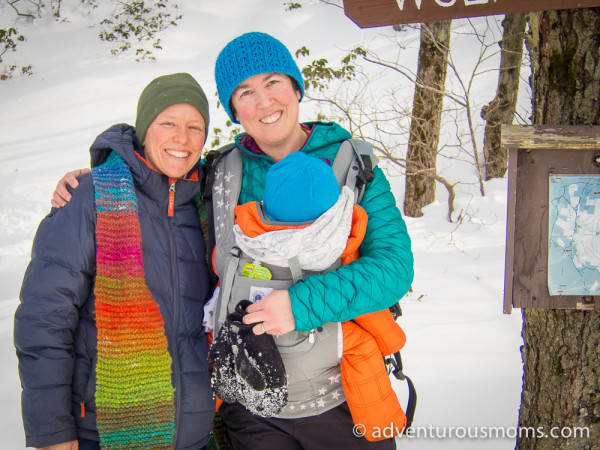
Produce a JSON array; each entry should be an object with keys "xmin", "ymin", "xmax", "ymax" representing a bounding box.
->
[{"xmin": 208, "ymin": 151, "xmax": 407, "ymax": 441}]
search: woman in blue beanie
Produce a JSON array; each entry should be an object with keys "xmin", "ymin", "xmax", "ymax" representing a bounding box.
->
[
  {"xmin": 52, "ymin": 32, "xmax": 414, "ymax": 450},
  {"xmin": 208, "ymin": 32, "xmax": 413, "ymax": 449}
]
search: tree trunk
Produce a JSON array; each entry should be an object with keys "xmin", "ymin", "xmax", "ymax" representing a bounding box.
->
[
  {"xmin": 481, "ymin": 13, "xmax": 526, "ymax": 180},
  {"xmin": 518, "ymin": 8, "xmax": 600, "ymax": 450},
  {"xmin": 403, "ymin": 20, "xmax": 451, "ymax": 218}
]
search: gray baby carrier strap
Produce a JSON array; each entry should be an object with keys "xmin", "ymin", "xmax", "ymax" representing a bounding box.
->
[
  {"xmin": 208, "ymin": 144, "xmax": 244, "ymax": 333},
  {"xmin": 205, "ymin": 140, "xmax": 377, "ymax": 333},
  {"xmin": 333, "ymin": 139, "xmax": 378, "ymax": 205}
]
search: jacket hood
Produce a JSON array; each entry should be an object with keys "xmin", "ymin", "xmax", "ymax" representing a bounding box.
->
[{"xmin": 90, "ymin": 123, "xmax": 144, "ymax": 170}]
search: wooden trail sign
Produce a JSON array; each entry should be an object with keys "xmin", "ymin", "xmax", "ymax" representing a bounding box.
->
[{"xmin": 343, "ymin": 0, "xmax": 600, "ymax": 28}]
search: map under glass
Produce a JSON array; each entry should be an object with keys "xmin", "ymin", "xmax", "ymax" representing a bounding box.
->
[{"xmin": 548, "ymin": 175, "xmax": 600, "ymax": 296}]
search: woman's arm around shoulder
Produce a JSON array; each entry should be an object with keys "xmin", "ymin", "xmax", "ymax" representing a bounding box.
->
[
  {"xmin": 51, "ymin": 168, "xmax": 91, "ymax": 207},
  {"xmin": 289, "ymin": 166, "xmax": 414, "ymax": 331}
]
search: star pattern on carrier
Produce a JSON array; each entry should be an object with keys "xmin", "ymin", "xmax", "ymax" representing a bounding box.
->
[
  {"xmin": 284, "ymin": 379, "xmax": 346, "ymax": 414},
  {"xmin": 328, "ymin": 374, "xmax": 341, "ymax": 385},
  {"xmin": 212, "ymin": 166, "xmax": 236, "ymax": 247},
  {"xmin": 224, "ymin": 171, "xmax": 235, "ymax": 183}
]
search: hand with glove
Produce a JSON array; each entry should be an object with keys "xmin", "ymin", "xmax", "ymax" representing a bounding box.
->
[{"xmin": 208, "ymin": 300, "xmax": 288, "ymax": 417}]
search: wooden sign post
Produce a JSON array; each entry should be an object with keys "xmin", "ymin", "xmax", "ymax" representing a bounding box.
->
[
  {"xmin": 343, "ymin": 0, "xmax": 600, "ymax": 28},
  {"xmin": 502, "ymin": 125, "xmax": 600, "ymax": 314}
]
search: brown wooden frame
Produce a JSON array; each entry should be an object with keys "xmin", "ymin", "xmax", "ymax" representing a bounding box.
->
[{"xmin": 503, "ymin": 125, "xmax": 600, "ymax": 314}]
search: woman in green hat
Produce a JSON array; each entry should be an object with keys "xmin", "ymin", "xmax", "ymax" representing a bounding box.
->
[{"xmin": 16, "ymin": 73, "xmax": 215, "ymax": 450}]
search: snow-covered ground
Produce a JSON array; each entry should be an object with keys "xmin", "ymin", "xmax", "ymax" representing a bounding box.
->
[{"xmin": 0, "ymin": 1, "xmax": 524, "ymax": 448}]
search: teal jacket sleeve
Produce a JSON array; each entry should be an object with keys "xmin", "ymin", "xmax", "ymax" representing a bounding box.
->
[{"xmin": 288, "ymin": 166, "xmax": 414, "ymax": 331}]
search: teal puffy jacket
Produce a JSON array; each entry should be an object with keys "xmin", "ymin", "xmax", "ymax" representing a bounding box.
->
[{"xmin": 233, "ymin": 121, "xmax": 414, "ymax": 331}]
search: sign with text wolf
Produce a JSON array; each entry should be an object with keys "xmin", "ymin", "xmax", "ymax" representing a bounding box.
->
[{"xmin": 344, "ymin": 0, "xmax": 600, "ymax": 28}]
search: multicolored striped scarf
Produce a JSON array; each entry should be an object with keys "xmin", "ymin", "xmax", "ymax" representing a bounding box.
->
[{"xmin": 92, "ymin": 152, "xmax": 175, "ymax": 448}]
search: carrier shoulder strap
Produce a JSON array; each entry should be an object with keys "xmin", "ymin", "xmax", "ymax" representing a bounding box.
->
[
  {"xmin": 331, "ymin": 139, "xmax": 378, "ymax": 205},
  {"xmin": 201, "ymin": 143, "xmax": 238, "ymax": 285}
]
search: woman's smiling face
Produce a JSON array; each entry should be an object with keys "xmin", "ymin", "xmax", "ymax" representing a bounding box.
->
[
  {"xmin": 230, "ymin": 72, "xmax": 305, "ymax": 158},
  {"xmin": 142, "ymin": 103, "xmax": 206, "ymax": 178}
]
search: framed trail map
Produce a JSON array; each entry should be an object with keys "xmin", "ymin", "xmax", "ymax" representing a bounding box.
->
[
  {"xmin": 502, "ymin": 125, "xmax": 600, "ymax": 313},
  {"xmin": 548, "ymin": 175, "xmax": 600, "ymax": 296}
]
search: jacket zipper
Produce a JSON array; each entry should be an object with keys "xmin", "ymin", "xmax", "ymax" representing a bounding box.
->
[
  {"xmin": 168, "ymin": 178, "xmax": 176, "ymax": 217},
  {"xmin": 166, "ymin": 180, "xmax": 182, "ymax": 447}
]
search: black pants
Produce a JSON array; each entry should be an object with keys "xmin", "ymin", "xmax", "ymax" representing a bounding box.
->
[{"xmin": 220, "ymin": 402, "xmax": 396, "ymax": 450}]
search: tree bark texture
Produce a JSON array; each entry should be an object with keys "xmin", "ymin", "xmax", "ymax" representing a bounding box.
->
[
  {"xmin": 403, "ymin": 20, "xmax": 450, "ymax": 218},
  {"xmin": 528, "ymin": 9, "xmax": 600, "ymax": 126},
  {"xmin": 481, "ymin": 13, "xmax": 526, "ymax": 180},
  {"xmin": 518, "ymin": 8, "xmax": 600, "ymax": 450}
]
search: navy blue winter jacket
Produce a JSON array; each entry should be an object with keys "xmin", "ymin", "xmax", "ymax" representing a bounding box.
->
[{"xmin": 14, "ymin": 124, "xmax": 214, "ymax": 449}]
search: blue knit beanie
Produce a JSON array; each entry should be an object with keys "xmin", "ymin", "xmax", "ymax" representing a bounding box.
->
[
  {"xmin": 263, "ymin": 152, "xmax": 340, "ymax": 222},
  {"xmin": 215, "ymin": 32, "xmax": 305, "ymax": 124}
]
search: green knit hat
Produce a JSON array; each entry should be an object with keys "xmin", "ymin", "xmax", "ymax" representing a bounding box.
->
[{"xmin": 135, "ymin": 72, "xmax": 210, "ymax": 144}]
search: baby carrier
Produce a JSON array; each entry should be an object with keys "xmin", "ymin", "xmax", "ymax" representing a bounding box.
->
[{"xmin": 202, "ymin": 140, "xmax": 416, "ymax": 429}]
